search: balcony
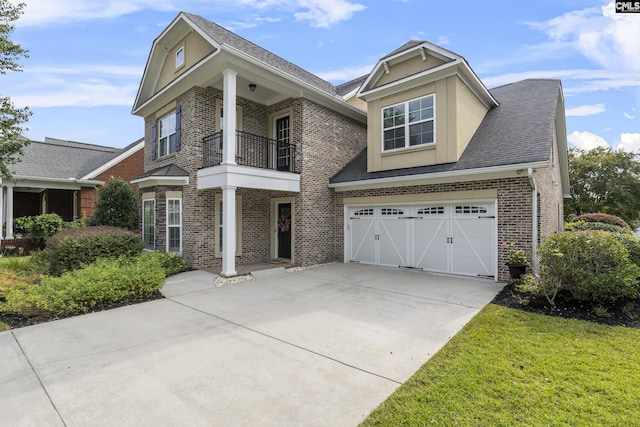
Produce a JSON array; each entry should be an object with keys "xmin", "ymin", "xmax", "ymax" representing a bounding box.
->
[
  {"xmin": 198, "ymin": 130, "xmax": 300, "ymax": 192},
  {"xmin": 203, "ymin": 130, "xmax": 298, "ymax": 173}
]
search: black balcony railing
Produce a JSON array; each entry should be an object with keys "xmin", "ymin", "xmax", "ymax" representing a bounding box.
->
[{"xmin": 202, "ymin": 130, "xmax": 298, "ymax": 173}]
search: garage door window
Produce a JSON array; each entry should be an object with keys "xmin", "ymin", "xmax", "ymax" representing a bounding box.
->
[
  {"xmin": 353, "ymin": 208, "xmax": 374, "ymax": 217},
  {"xmin": 381, "ymin": 208, "xmax": 404, "ymax": 216},
  {"xmin": 418, "ymin": 206, "xmax": 444, "ymax": 215},
  {"xmin": 455, "ymin": 205, "xmax": 488, "ymax": 214}
]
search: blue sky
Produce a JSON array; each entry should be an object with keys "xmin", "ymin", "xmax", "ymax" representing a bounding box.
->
[{"xmin": 4, "ymin": 0, "xmax": 639, "ymax": 150}]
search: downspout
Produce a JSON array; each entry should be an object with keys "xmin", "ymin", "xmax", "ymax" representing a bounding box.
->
[{"xmin": 528, "ymin": 168, "xmax": 538, "ymax": 274}]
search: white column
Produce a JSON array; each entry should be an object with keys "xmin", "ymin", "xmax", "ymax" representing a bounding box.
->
[
  {"xmin": 5, "ymin": 184, "xmax": 14, "ymax": 239},
  {"xmin": 222, "ymin": 68, "xmax": 237, "ymax": 165},
  {"xmin": 221, "ymin": 185, "xmax": 237, "ymax": 277}
]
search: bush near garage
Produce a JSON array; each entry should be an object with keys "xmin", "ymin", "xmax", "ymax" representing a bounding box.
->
[
  {"xmin": 538, "ymin": 230, "xmax": 640, "ymax": 305},
  {"xmin": 0, "ymin": 253, "xmax": 165, "ymax": 317},
  {"xmin": 574, "ymin": 213, "xmax": 632, "ymax": 230},
  {"xmin": 39, "ymin": 226, "xmax": 143, "ymax": 276},
  {"xmin": 565, "ymin": 220, "xmax": 632, "ymax": 235}
]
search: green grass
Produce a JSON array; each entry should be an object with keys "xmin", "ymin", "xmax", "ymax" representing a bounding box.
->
[{"xmin": 362, "ymin": 304, "xmax": 640, "ymax": 426}]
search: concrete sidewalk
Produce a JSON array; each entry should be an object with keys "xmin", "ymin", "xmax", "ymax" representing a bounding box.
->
[{"xmin": 1, "ymin": 264, "xmax": 503, "ymax": 426}]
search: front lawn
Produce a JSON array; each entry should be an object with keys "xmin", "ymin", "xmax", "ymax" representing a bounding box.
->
[{"xmin": 362, "ymin": 304, "xmax": 640, "ymax": 426}]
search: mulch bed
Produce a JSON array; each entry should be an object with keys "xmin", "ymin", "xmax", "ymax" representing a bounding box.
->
[
  {"xmin": 492, "ymin": 283, "xmax": 640, "ymax": 328},
  {"xmin": 0, "ymin": 291, "xmax": 164, "ymax": 330}
]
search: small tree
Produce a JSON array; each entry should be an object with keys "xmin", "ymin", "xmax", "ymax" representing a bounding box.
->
[
  {"xmin": 1, "ymin": 0, "xmax": 32, "ymax": 180},
  {"xmin": 89, "ymin": 178, "xmax": 139, "ymax": 231}
]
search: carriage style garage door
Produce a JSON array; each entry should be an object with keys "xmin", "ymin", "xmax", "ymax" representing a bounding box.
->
[{"xmin": 347, "ymin": 202, "xmax": 496, "ymax": 278}]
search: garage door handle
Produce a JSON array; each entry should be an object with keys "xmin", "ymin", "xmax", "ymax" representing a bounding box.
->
[{"xmin": 478, "ymin": 215, "xmax": 495, "ymax": 218}]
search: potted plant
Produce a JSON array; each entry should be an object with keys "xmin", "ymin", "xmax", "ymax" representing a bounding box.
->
[{"xmin": 502, "ymin": 242, "xmax": 527, "ymax": 280}]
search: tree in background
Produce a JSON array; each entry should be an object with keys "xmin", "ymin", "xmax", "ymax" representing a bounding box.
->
[
  {"xmin": 0, "ymin": 0, "xmax": 31, "ymax": 179},
  {"xmin": 565, "ymin": 147, "xmax": 640, "ymax": 226},
  {"xmin": 89, "ymin": 178, "xmax": 140, "ymax": 231}
]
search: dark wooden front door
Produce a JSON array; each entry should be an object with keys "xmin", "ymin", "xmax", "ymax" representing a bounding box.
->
[{"xmin": 277, "ymin": 202, "xmax": 292, "ymax": 259}]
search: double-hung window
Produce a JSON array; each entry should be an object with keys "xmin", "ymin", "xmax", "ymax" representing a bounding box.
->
[
  {"xmin": 142, "ymin": 199, "xmax": 155, "ymax": 251},
  {"xmin": 167, "ymin": 198, "xmax": 182, "ymax": 253},
  {"xmin": 158, "ymin": 112, "xmax": 177, "ymax": 157},
  {"xmin": 382, "ymin": 94, "xmax": 435, "ymax": 151}
]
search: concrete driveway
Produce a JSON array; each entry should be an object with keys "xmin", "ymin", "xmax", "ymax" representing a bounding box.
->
[{"xmin": 1, "ymin": 263, "xmax": 503, "ymax": 426}]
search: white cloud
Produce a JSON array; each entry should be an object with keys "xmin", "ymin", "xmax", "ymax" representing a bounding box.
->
[
  {"xmin": 316, "ymin": 64, "xmax": 373, "ymax": 82},
  {"xmin": 10, "ymin": 65, "xmax": 141, "ymax": 108},
  {"xmin": 482, "ymin": 68, "xmax": 640, "ymax": 93},
  {"xmin": 624, "ymin": 108, "xmax": 636, "ymax": 120},
  {"xmin": 293, "ymin": 0, "xmax": 366, "ymax": 28},
  {"xmin": 566, "ymin": 103, "xmax": 605, "ymax": 117},
  {"xmin": 617, "ymin": 133, "xmax": 640, "ymax": 152},
  {"xmin": 526, "ymin": 2, "xmax": 640, "ymax": 71},
  {"xmin": 567, "ymin": 131, "xmax": 610, "ymax": 150},
  {"xmin": 18, "ymin": 0, "xmax": 365, "ymax": 29}
]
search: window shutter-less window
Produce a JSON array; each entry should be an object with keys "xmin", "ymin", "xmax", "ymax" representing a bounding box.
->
[
  {"xmin": 175, "ymin": 105, "xmax": 182, "ymax": 152},
  {"xmin": 151, "ymin": 120, "xmax": 157, "ymax": 160}
]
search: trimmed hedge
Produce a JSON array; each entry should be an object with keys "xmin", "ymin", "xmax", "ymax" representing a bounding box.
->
[
  {"xmin": 575, "ymin": 213, "xmax": 632, "ymax": 230},
  {"xmin": 0, "ymin": 254, "xmax": 165, "ymax": 317},
  {"xmin": 538, "ymin": 231, "xmax": 640, "ymax": 304},
  {"xmin": 42, "ymin": 226, "xmax": 143, "ymax": 275},
  {"xmin": 144, "ymin": 251, "xmax": 188, "ymax": 277},
  {"xmin": 565, "ymin": 220, "xmax": 632, "ymax": 235}
]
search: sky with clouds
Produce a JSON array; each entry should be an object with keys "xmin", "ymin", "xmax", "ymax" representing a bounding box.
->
[{"xmin": 3, "ymin": 0, "xmax": 639, "ymax": 151}]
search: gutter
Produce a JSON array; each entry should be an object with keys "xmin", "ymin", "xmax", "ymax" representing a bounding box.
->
[
  {"xmin": 329, "ymin": 161, "xmax": 549, "ymax": 189},
  {"xmin": 528, "ymin": 168, "xmax": 538, "ymax": 274},
  {"xmin": 14, "ymin": 175, "xmax": 103, "ymax": 186}
]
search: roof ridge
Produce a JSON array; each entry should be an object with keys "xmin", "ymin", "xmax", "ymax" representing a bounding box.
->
[
  {"xmin": 182, "ymin": 12, "xmax": 337, "ymax": 95},
  {"xmin": 42, "ymin": 137, "xmax": 119, "ymax": 152}
]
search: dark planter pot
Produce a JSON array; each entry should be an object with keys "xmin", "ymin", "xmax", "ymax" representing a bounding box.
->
[{"xmin": 507, "ymin": 264, "xmax": 527, "ymax": 280}]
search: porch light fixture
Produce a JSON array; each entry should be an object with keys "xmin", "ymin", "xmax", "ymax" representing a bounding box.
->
[{"xmin": 249, "ymin": 83, "xmax": 257, "ymax": 92}]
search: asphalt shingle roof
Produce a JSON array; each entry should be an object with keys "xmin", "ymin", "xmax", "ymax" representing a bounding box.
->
[
  {"xmin": 133, "ymin": 163, "xmax": 189, "ymax": 180},
  {"xmin": 13, "ymin": 137, "xmax": 142, "ymax": 180},
  {"xmin": 330, "ymin": 79, "xmax": 561, "ymax": 184},
  {"xmin": 182, "ymin": 12, "xmax": 337, "ymax": 96}
]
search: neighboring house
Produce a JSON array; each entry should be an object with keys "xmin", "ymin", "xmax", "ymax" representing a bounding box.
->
[
  {"xmin": 132, "ymin": 12, "xmax": 569, "ymax": 281},
  {"xmin": 0, "ymin": 137, "xmax": 144, "ymax": 243}
]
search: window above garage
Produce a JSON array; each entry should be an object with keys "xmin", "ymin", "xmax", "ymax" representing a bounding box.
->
[{"xmin": 382, "ymin": 94, "xmax": 435, "ymax": 151}]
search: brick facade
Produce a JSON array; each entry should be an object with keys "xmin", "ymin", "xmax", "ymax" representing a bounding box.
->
[
  {"xmin": 141, "ymin": 86, "xmax": 367, "ymax": 270},
  {"xmin": 139, "ymin": 89, "xmax": 563, "ymax": 280}
]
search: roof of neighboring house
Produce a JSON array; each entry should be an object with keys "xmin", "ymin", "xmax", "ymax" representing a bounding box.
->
[
  {"xmin": 182, "ymin": 12, "xmax": 337, "ymax": 96},
  {"xmin": 13, "ymin": 137, "xmax": 143, "ymax": 181},
  {"xmin": 330, "ymin": 79, "xmax": 562, "ymax": 184}
]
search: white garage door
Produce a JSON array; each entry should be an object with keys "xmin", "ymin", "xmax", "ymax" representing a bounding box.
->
[{"xmin": 348, "ymin": 203, "xmax": 496, "ymax": 278}]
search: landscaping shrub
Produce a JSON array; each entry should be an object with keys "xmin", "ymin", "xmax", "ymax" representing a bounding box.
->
[
  {"xmin": 29, "ymin": 213, "xmax": 64, "ymax": 248},
  {"xmin": 89, "ymin": 177, "xmax": 140, "ymax": 231},
  {"xmin": 144, "ymin": 251, "xmax": 188, "ymax": 277},
  {"xmin": 618, "ymin": 233, "xmax": 640, "ymax": 266},
  {"xmin": 565, "ymin": 220, "xmax": 632, "ymax": 235},
  {"xmin": 43, "ymin": 226, "xmax": 143, "ymax": 275},
  {"xmin": 575, "ymin": 213, "xmax": 632, "ymax": 230},
  {"xmin": 538, "ymin": 231, "xmax": 640, "ymax": 305},
  {"xmin": 0, "ymin": 254, "xmax": 165, "ymax": 317}
]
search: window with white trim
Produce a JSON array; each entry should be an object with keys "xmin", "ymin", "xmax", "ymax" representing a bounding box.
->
[
  {"xmin": 158, "ymin": 112, "xmax": 178, "ymax": 157},
  {"xmin": 382, "ymin": 94, "xmax": 435, "ymax": 150},
  {"xmin": 142, "ymin": 199, "xmax": 155, "ymax": 250},
  {"xmin": 166, "ymin": 198, "xmax": 182, "ymax": 253},
  {"xmin": 175, "ymin": 46, "xmax": 184, "ymax": 68},
  {"xmin": 418, "ymin": 206, "xmax": 444, "ymax": 215}
]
